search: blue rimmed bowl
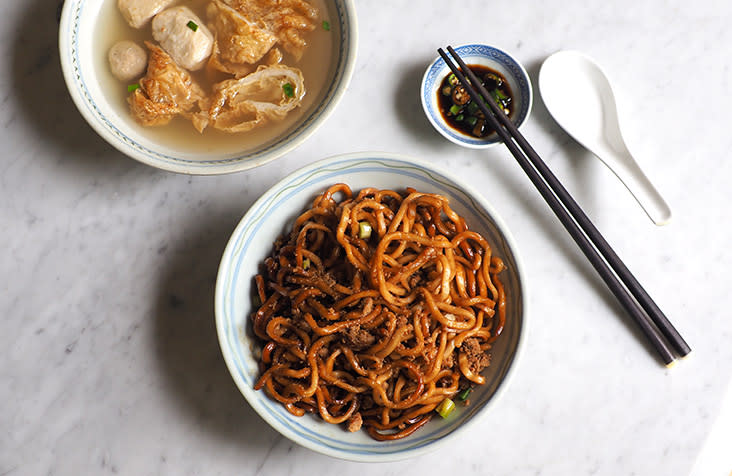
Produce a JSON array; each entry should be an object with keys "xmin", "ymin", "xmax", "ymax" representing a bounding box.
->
[
  {"xmin": 421, "ymin": 44, "xmax": 533, "ymax": 149},
  {"xmin": 58, "ymin": 0, "xmax": 357, "ymax": 175},
  {"xmin": 215, "ymin": 152, "xmax": 527, "ymax": 462}
]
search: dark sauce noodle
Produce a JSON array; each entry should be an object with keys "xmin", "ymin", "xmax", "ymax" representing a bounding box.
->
[{"xmin": 437, "ymin": 64, "xmax": 513, "ymax": 138}]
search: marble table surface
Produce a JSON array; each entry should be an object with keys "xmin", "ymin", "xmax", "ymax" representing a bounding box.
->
[{"xmin": 2, "ymin": 0, "xmax": 732, "ymax": 474}]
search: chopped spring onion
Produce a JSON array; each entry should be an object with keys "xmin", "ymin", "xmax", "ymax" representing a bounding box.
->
[
  {"xmin": 467, "ymin": 101, "xmax": 480, "ymax": 115},
  {"xmin": 186, "ymin": 20, "xmax": 198, "ymax": 32},
  {"xmin": 492, "ymin": 88, "xmax": 508, "ymax": 100},
  {"xmin": 282, "ymin": 82, "xmax": 295, "ymax": 98},
  {"xmin": 322, "ymin": 20, "xmax": 330, "ymax": 31},
  {"xmin": 449, "ymin": 104, "xmax": 461, "ymax": 115},
  {"xmin": 457, "ymin": 388, "xmax": 472, "ymax": 401},
  {"xmin": 358, "ymin": 221, "xmax": 372, "ymax": 239},
  {"xmin": 436, "ymin": 398, "xmax": 456, "ymax": 418},
  {"xmin": 455, "ymin": 114, "xmax": 464, "ymax": 122},
  {"xmin": 127, "ymin": 83, "xmax": 140, "ymax": 92},
  {"xmin": 447, "ymin": 73, "xmax": 459, "ymax": 86},
  {"xmin": 302, "ymin": 258, "xmax": 311, "ymax": 270},
  {"xmin": 465, "ymin": 116, "xmax": 478, "ymax": 127},
  {"xmin": 492, "ymin": 89, "xmax": 509, "ymax": 109}
]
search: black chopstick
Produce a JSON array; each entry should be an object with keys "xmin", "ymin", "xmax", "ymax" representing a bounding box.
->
[{"xmin": 438, "ymin": 46, "xmax": 690, "ymax": 366}]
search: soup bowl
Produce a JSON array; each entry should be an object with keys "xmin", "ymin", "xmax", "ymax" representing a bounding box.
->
[
  {"xmin": 58, "ymin": 0, "xmax": 358, "ymax": 174},
  {"xmin": 215, "ymin": 152, "xmax": 527, "ymax": 462}
]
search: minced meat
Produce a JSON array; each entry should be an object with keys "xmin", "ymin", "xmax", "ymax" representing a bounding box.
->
[
  {"xmin": 339, "ymin": 325, "xmax": 376, "ymax": 351},
  {"xmin": 395, "ymin": 312, "xmax": 410, "ymax": 330},
  {"xmin": 346, "ymin": 412, "xmax": 363, "ymax": 432},
  {"xmin": 461, "ymin": 337, "xmax": 491, "ymax": 374}
]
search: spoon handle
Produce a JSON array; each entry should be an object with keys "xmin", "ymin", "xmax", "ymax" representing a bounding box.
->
[{"xmin": 595, "ymin": 143, "xmax": 672, "ymax": 226}]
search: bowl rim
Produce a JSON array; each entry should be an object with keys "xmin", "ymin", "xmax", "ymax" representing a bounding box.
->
[
  {"xmin": 214, "ymin": 151, "xmax": 529, "ymax": 462},
  {"xmin": 57, "ymin": 0, "xmax": 359, "ymax": 175},
  {"xmin": 420, "ymin": 43, "xmax": 533, "ymax": 149}
]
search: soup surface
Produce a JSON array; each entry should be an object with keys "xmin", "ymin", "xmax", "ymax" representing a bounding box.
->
[{"xmin": 94, "ymin": 0, "xmax": 335, "ymax": 155}]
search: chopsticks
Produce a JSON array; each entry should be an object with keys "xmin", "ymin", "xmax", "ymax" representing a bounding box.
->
[{"xmin": 438, "ymin": 46, "xmax": 691, "ymax": 366}]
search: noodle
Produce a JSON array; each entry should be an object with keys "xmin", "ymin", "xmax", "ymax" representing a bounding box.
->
[{"xmin": 252, "ymin": 184, "xmax": 507, "ymax": 440}]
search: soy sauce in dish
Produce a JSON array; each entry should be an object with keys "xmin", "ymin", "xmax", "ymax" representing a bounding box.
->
[{"xmin": 437, "ymin": 65, "xmax": 513, "ymax": 138}]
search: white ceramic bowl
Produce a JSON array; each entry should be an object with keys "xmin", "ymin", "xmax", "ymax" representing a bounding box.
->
[
  {"xmin": 421, "ymin": 44, "xmax": 533, "ymax": 149},
  {"xmin": 215, "ymin": 152, "xmax": 527, "ymax": 462},
  {"xmin": 58, "ymin": 0, "xmax": 357, "ymax": 174}
]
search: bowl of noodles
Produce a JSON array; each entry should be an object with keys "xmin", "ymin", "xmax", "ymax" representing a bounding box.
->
[
  {"xmin": 215, "ymin": 152, "xmax": 527, "ymax": 461},
  {"xmin": 58, "ymin": 0, "xmax": 357, "ymax": 174}
]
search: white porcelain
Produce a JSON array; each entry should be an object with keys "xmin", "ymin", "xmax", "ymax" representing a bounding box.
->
[
  {"xmin": 58, "ymin": 0, "xmax": 358, "ymax": 175},
  {"xmin": 214, "ymin": 152, "xmax": 527, "ymax": 462},
  {"xmin": 539, "ymin": 50, "xmax": 672, "ymax": 225},
  {"xmin": 421, "ymin": 44, "xmax": 533, "ymax": 149}
]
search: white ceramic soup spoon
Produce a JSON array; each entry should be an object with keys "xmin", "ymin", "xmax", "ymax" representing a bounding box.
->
[{"xmin": 538, "ymin": 51, "xmax": 671, "ymax": 225}]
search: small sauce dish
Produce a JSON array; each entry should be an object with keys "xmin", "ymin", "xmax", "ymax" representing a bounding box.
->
[{"xmin": 421, "ymin": 44, "xmax": 533, "ymax": 148}]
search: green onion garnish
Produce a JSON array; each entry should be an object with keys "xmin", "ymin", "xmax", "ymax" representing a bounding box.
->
[
  {"xmin": 322, "ymin": 20, "xmax": 330, "ymax": 31},
  {"xmin": 282, "ymin": 82, "xmax": 295, "ymax": 98},
  {"xmin": 358, "ymin": 221, "xmax": 372, "ymax": 240},
  {"xmin": 449, "ymin": 104, "xmax": 461, "ymax": 115},
  {"xmin": 467, "ymin": 101, "xmax": 479, "ymax": 115},
  {"xmin": 187, "ymin": 20, "xmax": 198, "ymax": 32},
  {"xmin": 492, "ymin": 89, "xmax": 509, "ymax": 110},
  {"xmin": 465, "ymin": 116, "xmax": 478, "ymax": 127},
  {"xmin": 436, "ymin": 398, "xmax": 456, "ymax": 418},
  {"xmin": 455, "ymin": 114, "xmax": 464, "ymax": 122},
  {"xmin": 457, "ymin": 388, "xmax": 472, "ymax": 401},
  {"xmin": 447, "ymin": 73, "xmax": 459, "ymax": 86},
  {"xmin": 302, "ymin": 258, "xmax": 311, "ymax": 270},
  {"xmin": 127, "ymin": 83, "xmax": 140, "ymax": 92}
]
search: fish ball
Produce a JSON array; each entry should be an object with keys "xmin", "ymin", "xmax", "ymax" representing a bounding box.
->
[{"xmin": 108, "ymin": 40, "xmax": 147, "ymax": 82}]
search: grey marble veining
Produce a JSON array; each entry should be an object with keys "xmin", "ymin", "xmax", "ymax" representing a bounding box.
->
[{"xmin": 2, "ymin": 0, "xmax": 732, "ymax": 475}]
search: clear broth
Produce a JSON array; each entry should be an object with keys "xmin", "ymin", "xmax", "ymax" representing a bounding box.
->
[{"xmin": 94, "ymin": 0, "xmax": 336, "ymax": 156}]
